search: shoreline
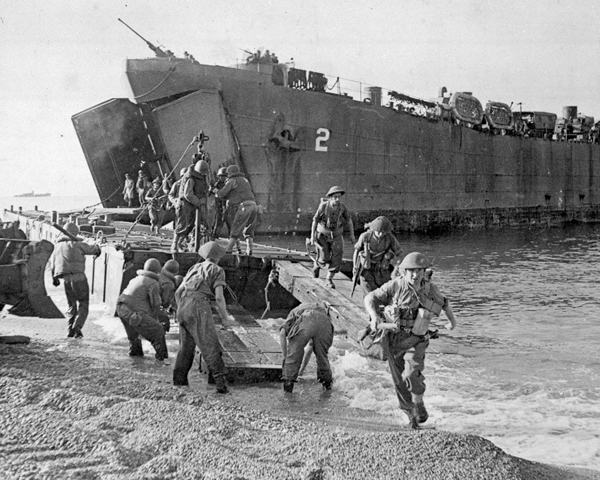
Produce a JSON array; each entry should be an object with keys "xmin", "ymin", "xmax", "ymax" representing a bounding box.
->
[{"xmin": 1, "ymin": 309, "xmax": 598, "ymax": 479}]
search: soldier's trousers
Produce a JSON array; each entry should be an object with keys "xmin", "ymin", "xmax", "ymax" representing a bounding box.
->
[
  {"xmin": 315, "ymin": 233, "xmax": 343, "ymax": 274},
  {"xmin": 173, "ymin": 294, "xmax": 226, "ymax": 385},
  {"xmin": 64, "ymin": 273, "xmax": 89, "ymax": 334},
  {"xmin": 282, "ymin": 314, "xmax": 334, "ymax": 384},
  {"xmin": 116, "ymin": 303, "xmax": 168, "ymax": 360},
  {"xmin": 382, "ymin": 330, "xmax": 429, "ymax": 417}
]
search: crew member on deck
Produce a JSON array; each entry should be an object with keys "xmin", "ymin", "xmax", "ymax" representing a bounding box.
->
[
  {"xmin": 210, "ymin": 167, "xmax": 231, "ymax": 239},
  {"xmin": 214, "ymin": 164, "xmax": 257, "ymax": 255},
  {"xmin": 310, "ymin": 186, "xmax": 355, "ymax": 289},
  {"xmin": 122, "ymin": 173, "xmax": 135, "ymax": 207},
  {"xmin": 145, "ymin": 177, "xmax": 167, "ymax": 235},
  {"xmin": 172, "ymin": 160, "xmax": 210, "ymax": 252},
  {"xmin": 136, "ymin": 170, "xmax": 150, "ymax": 206}
]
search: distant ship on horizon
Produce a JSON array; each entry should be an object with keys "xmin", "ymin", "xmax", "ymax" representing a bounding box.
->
[{"xmin": 13, "ymin": 191, "xmax": 51, "ymax": 198}]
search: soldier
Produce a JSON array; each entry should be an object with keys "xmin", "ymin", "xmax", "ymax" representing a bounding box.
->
[
  {"xmin": 136, "ymin": 170, "xmax": 150, "ymax": 206},
  {"xmin": 122, "ymin": 173, "xmax": 135, "ymax": 207},
  {"xmin": 157, "ymin": 259, "xmax": 179, "ymax": 332},
  {"xmin": 173, "ymin": 241, "xmax": 235, "ymax": 393},
  {"xmin": 168, "ymin": 167, "xmax": 189, "ymax": 211},
  {"xmin": 214, "ymin": 164, "xmax": 257, "ymax": 255},
  {"xmin": 364, "ymin": 252, "xmax": 457, "ymax": 429},
  {"xmin": 211, "ymin": 167, "xmax": 231, "ymax": 239},
  {"xmin": 145, "ymin": 177, "xmax": 167, "ymax": 234},
  {"xmin": 116, "ymin": 258, "xmax": 169, "ymax": 362},
  {"xmin": 353, "ymin": 216, "xmax": 403, "ymax": 295},
  {"xmin": 310, "ymin": 186, "xmax": 355, "ymax": 288},
  {"xmin": 279, "ymin": 303, "xmax": 334, "ymax": 393},
  {"xmin": 49, "ymin": 222, "xmax": 100, "ymax": 338},
  {"xmin": 172, "ymin": 160, "xmax": 210, "ymax": 252}
]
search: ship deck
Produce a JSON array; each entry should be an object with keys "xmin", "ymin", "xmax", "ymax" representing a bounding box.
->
[{"xmin": 1, "ymin": 208, "xmax": 364, "ymax": 384}]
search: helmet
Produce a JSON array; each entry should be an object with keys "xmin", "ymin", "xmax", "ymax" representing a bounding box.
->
[
  {"xmin": 180, "ymin": 167, "xmax": 188, "ymax": 177},
  {"xmin": 198, "ymin": 241, "xmax": 226, "ymax": 261},
  {"xmin": 226, "ymin": 164, "xmax": 240, "ymax": 176},
  {"xmin": 217, "ymin": 167, "xmax": 228, "ymax": 177},
  {"xmin": 163, "ymin": 259, "xmax": 179, "ymax": 275},
  {"xmin": 399, "ymin": 252, "xmax": 431, "ymax": 270},
  {"xmin": 326, "ymin": 186, "xmax": 345, "ymax": 197},
  {"xmin": 194, "ymin": 160, "xmax": 210, "ymax": 175},
  {"xmin": 152, "ymin": 177, "xmax": 161, "ymax": 185},
  {"xmin": 138, "ymin": 170, "xmax": 143, "ymax": 175},
  {"xmin": 63, "ymin": 222, "xmax": 80, "ymax": 236},
  {"xmin": 143, "ymin": 258, "xmax": 162, "ymax": 274},
  {"xmin": 368, "ymin": 216, "xmax": 393, "ymax": 233}
]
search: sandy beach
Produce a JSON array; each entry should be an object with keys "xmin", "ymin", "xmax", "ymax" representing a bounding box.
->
[{"xmin": 1, "ymin": 301, "xmax": 599, "ymax": 480}]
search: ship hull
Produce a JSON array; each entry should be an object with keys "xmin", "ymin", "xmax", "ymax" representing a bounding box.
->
[{"xmin": 72, "ymin": 58, "xmax": 600, "ymax": 233}]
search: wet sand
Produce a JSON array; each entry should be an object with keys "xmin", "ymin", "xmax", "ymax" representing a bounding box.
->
[{"xmin": 1, "ymin": 311, "xmax": 599, "ymax": 480}]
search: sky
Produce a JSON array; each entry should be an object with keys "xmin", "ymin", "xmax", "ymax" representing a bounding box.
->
[{"xmin": 1, "ymin": 0, "xmax": 599, "ymax": 197}]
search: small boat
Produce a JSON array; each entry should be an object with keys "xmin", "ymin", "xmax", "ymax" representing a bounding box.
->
[{"xmin": 14, "ymin": 191, "xmax": 51, "ymax": 198}]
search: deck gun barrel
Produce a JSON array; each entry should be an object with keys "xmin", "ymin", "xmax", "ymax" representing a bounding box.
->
[{"xmin": 118, "ymin": 18, "xmax": 169, "ymax": 58}]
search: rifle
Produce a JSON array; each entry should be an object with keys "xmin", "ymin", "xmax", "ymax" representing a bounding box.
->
[
  {"xmin": 350, "ymin": 261, "xmax": 362, "ymax": 297},
  {"xmin": 118, "ymin": 18, "xmax": 170, "ymax": 58}
]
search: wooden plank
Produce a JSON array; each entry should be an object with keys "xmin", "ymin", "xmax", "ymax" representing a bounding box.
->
[{"xmin": 274, "ymin": 260, "xmax": 367, "ymax": 342}]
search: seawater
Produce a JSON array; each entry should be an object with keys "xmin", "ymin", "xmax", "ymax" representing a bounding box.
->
[
  {"xmin": 2, "ymin": 196, "xmax": 599, "ymax": 471},
  {"xmin": 254, "ymin": 227, "xmax": 600, "ymax": 471}
]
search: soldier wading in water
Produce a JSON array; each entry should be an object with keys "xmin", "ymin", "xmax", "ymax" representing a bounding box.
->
[{"xmin": 364, "ymin": 252, "xmax": 457, "ymax": 429}]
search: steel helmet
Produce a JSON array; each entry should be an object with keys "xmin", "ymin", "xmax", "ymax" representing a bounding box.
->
[
  {"xmin": 226, "ymin": 164, "xmax": 240, "ymax": 176},
  {"xmin": 179, "ymin": 167, "xmax": 188, "ymax": 177},
  {"xmin": 326, "ymin": 186, "xmax": 345, "ymax": 197},
  {"xmin": 217, "ymin": 167, "xmax": 228, "ymax": 177},
  {"xmin": 63, "ymin": 222, "xmax": 80, "ymax": 236},
  {"xmin": 368, "ymin": 216, "xmax": 393, "ymax": 233},
  {"xmin": 194, "ymin": 160, "xmax": 210, "ymax": 175},
  {"xmin": 163, "ymin": 259, "xmax": 180, "ymax": 275},
  {"xmin": 143, "ymin": 258, "xmax": 162, "ymax": 274},
  {"xmin": 152, "ymin": 177, "xmax": 161, "ymax": 185},
  {"xmin": 399, "ymin": 252, "xmax": 431, "ymax": 270},
  {"xmin": 198, "ymin": 241, "xmax": 226, "ymax": 261}
]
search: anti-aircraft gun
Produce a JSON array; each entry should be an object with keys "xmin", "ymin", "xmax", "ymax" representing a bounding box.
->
[{"xmin": 118, "ymin": 18, "xmax": 173, "ymax": 58}]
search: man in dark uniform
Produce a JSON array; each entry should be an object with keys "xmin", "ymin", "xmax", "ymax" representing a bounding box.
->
[
  {"xmin": 210, "ymin": 167, "xmax": 231, "ymax": 239},
  {"xmin": 172, "ymin": 160, "xmax": 209, "ymax": 252},
  {"xmin": 214, "ymin": 164, "xmax": 257, "ymax": 255},
  {"xmin": 310, "ymin": 186, "xmax": 355, "ymax": 288}
]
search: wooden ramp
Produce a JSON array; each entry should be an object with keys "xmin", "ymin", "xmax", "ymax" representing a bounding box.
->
[
  {"xmin": 218, "ymin": 303, "xmax": 283, "ymax": 383},
  {"xmin": 273, "ymin": 260, "xmax": 367, "ymax": 343}
]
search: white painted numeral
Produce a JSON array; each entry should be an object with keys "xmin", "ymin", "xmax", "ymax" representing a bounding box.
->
[{"xmin": 315, "ymin": 128, "xmax": 330, "ymax": 152}]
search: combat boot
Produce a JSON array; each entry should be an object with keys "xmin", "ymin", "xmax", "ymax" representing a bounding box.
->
[
  {"xmin": 413, "ymin": 402, "xmax": 429, "ymax": 424},
  {"xmin": 215, "ymin": 375, "xmax": 229, "ymax": 394},
  {"xmin": 312, "ymin": 262, "xmax": 320, "ymax": 278},
  {"xmin": 245, "ymin": 238, "xmax": 253, "ymax": 256},
  {"xmin": 283, "ymin": 380, "xmax": 294, "ymax": 393},
  {"xmin": 325, "ymin": 273, "xmax": 335, "ymax": 289}
]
